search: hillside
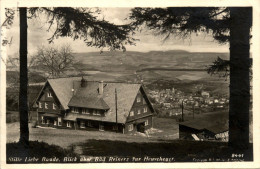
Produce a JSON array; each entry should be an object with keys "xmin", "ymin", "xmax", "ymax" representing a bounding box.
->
[{"xmin": 72, "ymin": 50, "xmax": 229, "ymax": 72}]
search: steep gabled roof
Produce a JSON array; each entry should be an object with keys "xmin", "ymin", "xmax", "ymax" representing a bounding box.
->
[
  {"xmin": 67, "ymin": 81, "xmax": 142, "ymax": 123},
  {"xmin": 47, "ymin": 77, "xmax": 83, "ymax": 109},
  {"xmin": 101, "ymin": 82, "xmax": 142, "ymax": 123},
  {"xmin": 34, "ymin": 77, "xmax": 84, "ymax": 110},
  {"xmin": 68, "ymin": 81, "xmax": 110, "ymax": 110},
  {"xmin": 69, "ymin": 96, "xmax": 110, "ymax": 110},
  {"xmin": 179, "ymin": 112, "xmax": 229, "ymax": 134},
  {"xmin": 205, "ymin": 124, "xmax": 228, "ymax": 134}
]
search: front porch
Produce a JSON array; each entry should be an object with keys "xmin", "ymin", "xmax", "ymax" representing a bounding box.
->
[{"xmin": 39, "ymin": 113, "xmax": 62, "ymax": 128}]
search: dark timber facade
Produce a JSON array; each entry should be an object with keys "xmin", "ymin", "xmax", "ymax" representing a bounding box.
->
[{"xmin": 35, "ymin": 77, "xmax": 154, "ymax": 134}]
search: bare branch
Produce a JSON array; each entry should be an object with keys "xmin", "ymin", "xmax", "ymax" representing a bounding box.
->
[{"xmin": 34, "ymin": 45, "xmax": 75, "ymax": 78}]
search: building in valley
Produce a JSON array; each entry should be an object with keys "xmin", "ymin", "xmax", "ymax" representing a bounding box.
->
[
  {"xmin": 179, "ymin": 118, "xmax": 229, "ymax": 142},
  {"xmin": 34, "ymin": 77, "xmax": 155, "ymax": 134}
]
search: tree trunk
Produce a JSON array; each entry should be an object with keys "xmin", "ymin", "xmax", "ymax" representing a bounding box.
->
[
  {"xmin": 228, "ymin": 7, "xmax": 251, "ymax": 149},
  {"xmin": 19, "ymin": 7, "xmax": 29, "ymax": 145}
]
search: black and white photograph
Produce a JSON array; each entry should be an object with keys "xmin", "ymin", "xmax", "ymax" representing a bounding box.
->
[{"xmin": 0, "ymin": 0, "xmax": 260, "ymax": 168}]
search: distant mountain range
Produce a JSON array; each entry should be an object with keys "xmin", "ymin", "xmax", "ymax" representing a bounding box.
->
[{"xmin": 72, "ymin": 50, "xmax": 229, "ymax": 72}]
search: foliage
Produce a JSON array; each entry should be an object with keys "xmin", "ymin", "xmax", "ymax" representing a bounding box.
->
[
  {"xmin": 207, "ymin": 57, "xmax": 230, "ymax": 78},
  {"xmin": 207, "ymin": 56, "xmax": 252, "ymax": 80},
  {"xmin": 130, "ymin": 7, "xmax": 230, "ymax": 44},
  {"xmin": 1, "ymin": 8, "xmax": 15, "ymax": 47},
  {"xmin": 2, "ymin": 7, "xmax": 136, "ymax": 52},
  {"xmin": 27, "ymin": 7, "xmax": 136, "ymax": 51}
]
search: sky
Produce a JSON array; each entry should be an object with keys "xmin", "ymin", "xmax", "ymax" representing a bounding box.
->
[{"xmin": 5, "ymin": 8, "xmax": 229, "ymax": 56}]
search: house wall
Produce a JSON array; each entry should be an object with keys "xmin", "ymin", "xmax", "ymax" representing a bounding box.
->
[
  {"xmin": 37, "ymin": 83, "xmax": 65, "ymax": 128},
  {"xmin": 124, "ymin": 88, "xmax": 153, "ymax": 134},
  {"xmin": 38, "ymin": 84, "xmax": 62, "ymax": 114},
  {"xmin": 215, "ymin": 131, "xmax": 229, "ymax": 141},
  {"xmin": 76, "ymin": 119, "xmax": 124, "ymax": 133},
  {"xmin": 125, "ymin": 115, "xmax": 152, "ymax": 134},
  {"xmin": 37, "ymin": 112, "xmax": 68, "ymax": 128},
  {"xmin": 126, "ymin": 89, "xmax": 153, "ymax": 122}
]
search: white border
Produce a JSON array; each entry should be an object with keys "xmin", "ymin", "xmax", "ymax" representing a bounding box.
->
[{"xmin": 1, "ymin": 0, "xmax": 260, "ymax": 168}]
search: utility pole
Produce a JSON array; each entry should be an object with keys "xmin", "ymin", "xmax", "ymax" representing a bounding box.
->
[
  {"xmin": 193, "ymin": 104, "xmax": 195, "ymax": 119},
  {"xmin": 181, "ymin": 100, "xmax": 184, "ymax": 122},
  {"xmin": 115, "ymin": 88, "xmax": 118, "ymax": 132}
]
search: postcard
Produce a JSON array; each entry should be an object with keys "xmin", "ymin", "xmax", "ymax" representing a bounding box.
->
[{"xmin": 1, "ymin": 0, "xmax": 260, "ymax": 168}]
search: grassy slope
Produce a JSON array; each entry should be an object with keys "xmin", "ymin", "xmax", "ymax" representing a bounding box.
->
[
  {"xmin": 6, "ymin": 114, "xmax": 253, "ymax": 162},
  {"xmin": 6, "ymin": 117, "xmax": 179, "ymax": 148},
  {"xmin": 6, "ymin": 140, "xmax": 253, "ymax": 163},
  {"xmin": 78, "ymin": 139, "xmax": 253, "ymax": 161}
]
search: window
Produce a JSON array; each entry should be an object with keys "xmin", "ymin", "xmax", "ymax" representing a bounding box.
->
[
  {"xmin": 82, "ymin": 108, "xmax": 89, "ymax": 114},
  {"xmin": 99, "ymin": 123, "xmax": 104, "ymax": 131},
  {"xmin": 137, "ymin": 109, "xmax": 141, "ymax": 114},
  {"xmin": 74, "ymin": 108, "xmax": 79, "ymax": 113},
  {"xmin": 128, "ymin": 124, "xmax": 133, "ymax": 131},
  {"xmin": 58, "ymin": 117, "xmax": 62, "ymax": 126},
  {"xmin": 144, "ymin": 107, "xmax": 147, "ymax": 113},
  {"xmin": 41, "ymin": 116, "xmax": 45, "ymax": 124},
  {"xmin": 87, "ymin": 121, "xmax": 92, "ymax": 127},
  {"xmin": 45, "ymin": 103, "xmax": 48, "ymax": 109},
  {"xmin": 71, "ymin": 107, "xmax": 79, "ymax": 113},
  {"xmin": 47, "ymin": 92, "xmax": 52, "ymax": 97},
  {"xmin": 67, "ymin": 121, "xmax": 71, "ymax": 127},
  {"xmin": 53, "ymin": 103, "xmax": 56, "ymax": 110},
  {"xmin": 54, "ymin": 120, "xmax": 57, "ymax": 126},
  {"xmin": 47, "ymin": 119, "xmax": 50, "ymax": 124},
  {"xmin": 143, "ymin": 98, "xmax": 146, "ymax": 104},
  {"xmin": 96, "ymin": 110, "xmax": 101, "ymax": 116},
  {"xmin": 145, "ymin": 120, "xmax": 149, "ymax": 126},
  {"xmin": 80, "ymin": 121, "xmax": 85, "ymax": 128},
  {"xmin": 39, "ymin": 102, "xmax": 42, "ymax": 108},
  {"xmin": 137, "ymin": 96, "xmax": 141, "ymax": 103},
  {"xmin": 93, "ymin": 110, "xmax": 97, "ymax": 115},
  {"xmin": 130, "ymin": 111, "xmax": 134, "ymax": 116}
]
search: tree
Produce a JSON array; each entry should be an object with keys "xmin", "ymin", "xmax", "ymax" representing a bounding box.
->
[
  {"xmin": 3, "ymin": 7, "xmax": 135, "ymax": 145},
  {"xmin": 6, "ymin": 54, "xmax": 38, "ymax": 112},
  {"xmin": 35, "ymin": 44, "xmax": 74, "ymax": 78},
  {"xmin": 19, "ymin": 7, "xmax": 28, "ymax": 145},
  {"xmin": 129, "ymin": 7, "xmax": 252, "ymax": 149}
]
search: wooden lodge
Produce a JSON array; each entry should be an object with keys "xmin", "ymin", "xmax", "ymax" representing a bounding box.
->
[{"xmin": 34, "ymin": 77, "xmax": 155, "ymax": 134}]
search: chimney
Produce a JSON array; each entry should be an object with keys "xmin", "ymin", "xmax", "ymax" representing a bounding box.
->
[
  {"xmin": 81, "ymin": 76, "xmax": 86, "ymax": 87},
  {"xmin": 72, "ymin": 81, "xmax": 75, "ymax": 95},
  {"xmin": 99, "ymin": 81, "xmax": 103, "ymax": 95}
]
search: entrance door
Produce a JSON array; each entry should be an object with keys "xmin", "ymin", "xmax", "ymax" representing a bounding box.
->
[
  {"xmin": 99, "ymin": 123, "xmax": 104, "ymax": 131},
  {"xmin": 136, "ymin": 122, "xmax": 145, "ymax": 133}
]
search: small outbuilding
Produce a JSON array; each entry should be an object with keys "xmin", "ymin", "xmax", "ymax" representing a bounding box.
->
[{"xmin": 179, "ymin": 118, "xmax": 228, "ymax": 142}]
